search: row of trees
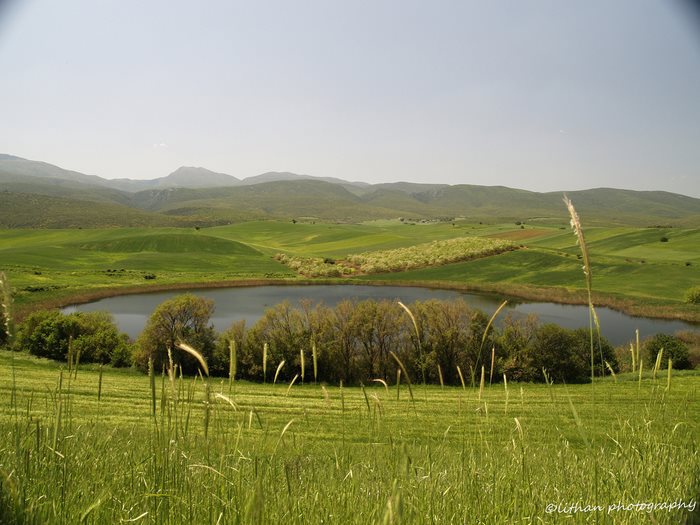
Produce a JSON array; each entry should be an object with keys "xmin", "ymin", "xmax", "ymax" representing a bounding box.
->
[
  {"xmin": 131, "ymin": 294, "xmax": 619, "ymax": 384},
  {"xmin": 7, "ymin": 294, "xmax": 693, "ymax": 384}
]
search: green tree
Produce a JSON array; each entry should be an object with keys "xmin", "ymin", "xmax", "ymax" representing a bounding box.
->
[
  {"xmin": 644, "ymin": 333, "xmax": 691, "ymax": 370},
  {"xmin": 134, "ymin": 294, "xmax": 216, "ymax": 374},
  {"xmin": 17, "ymin": 310, "xmax": 131, "ymax": 365}
]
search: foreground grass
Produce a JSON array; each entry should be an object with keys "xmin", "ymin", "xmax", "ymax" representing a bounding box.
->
[{"xmin": 0, "ymin": 350, "xmax": 698, "ymax": 524}]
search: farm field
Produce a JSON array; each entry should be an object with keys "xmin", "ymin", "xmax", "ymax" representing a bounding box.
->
[
  {"xmin": 0, "ymin": 350, "xmax": 698, "ymax": 524},
  {"xmin": 0, "ymin": 220, "xmax": 698, "ymax": 320}
]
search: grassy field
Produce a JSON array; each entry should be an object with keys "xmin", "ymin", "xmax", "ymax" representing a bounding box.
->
[
  {"xmin": 0, "ymin": 350, "xmax": 698, "ymax": 523},
  {"xmin": 0, "ymin": 220, "xmax": 698, "ymax": 320}
]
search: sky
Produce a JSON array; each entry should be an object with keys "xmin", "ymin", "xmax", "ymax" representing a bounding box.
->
[{"xmin": 1, "ymin": 0, "xmax": 699, "ymax": 197}]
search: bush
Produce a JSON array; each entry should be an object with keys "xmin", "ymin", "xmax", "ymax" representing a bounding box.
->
[
  {"xmin": 685, "ymin": 286, "xmax": 700, "ymax": 305},
  {"xmin": 644, "ymin": 333, "xmax": 691, "ymax": 370},
  {"xmin": 16, "ymin": 310, "xmax": 130, "ymax": 364},
  {"xmin": 501, "ymin": 324, "xmax": 616, "ymax": 384}
]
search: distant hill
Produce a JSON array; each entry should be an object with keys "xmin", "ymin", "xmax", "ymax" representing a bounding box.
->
[
  {"xmin": 107, "ymin": 167, "xmax": 240, "ymax": 191},
  {"xmin": 238, "ymin": 171, "xmax": 370, "ymax": 193},
  {"xmin": 0, "ymin": 155, "xmax": 113, "ymax": 188},
  {"xmin": 131, "ymin": 180, "xmax": 401, "ymax": 221},
  {"xmin": 0, "ymin": 192, "xmax": 192, "ymax": 228},
  {"xmin": 1, "ymin": 153, "xmax": 699, "ymax": 228}
]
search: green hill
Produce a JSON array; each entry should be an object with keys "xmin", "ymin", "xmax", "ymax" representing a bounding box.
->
[
  {"xmin": 0, "ymin": 192, "xmax": 190, "ymax": 228},
  {"xmin": 1, "ymin": 154, "xmax": 699, "ymax": 227},
  {"xmin": 77, "ymin": 233, "xmax": 261, "ymax": 255}
]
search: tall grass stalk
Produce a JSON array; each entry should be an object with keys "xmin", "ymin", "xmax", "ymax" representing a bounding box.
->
[
  {"xmin": 273, "ymin": 360, "xmax": 286, "ymax": 385},
  {"xmin": 437, "ymin": 364, "xmax": 444, "ymax": 388},
  {"xmin": 666, "ymin": 358, "xmax": 672, "ymax": 391},
  {"xmin": 0, "ymin": 271, "xmax": 14, "ymax": 345},
  {"xmin": 478, "ymin": 301, "xmax": 507, "ymax": 369},
  {"xmin": 653, "ymin": 348, "xmax": 664, "ymax": 380},
  {"xmin": 286, "ymin": 374, "xmax": 299, "ymax": 396},
  {"xmin": 300, "ymin": 348, "xmax": 305, "ymax": 384},
  {"xmin": 97, "ymin": 364, "xmax": 103, "ymax": 402},
  {"xmin": 229, "ymin": 339, "xmax": 237, "ymax": 390},
  {"xmin": 630, "ymin": 343, "xmax": 636, "ymax": 373},
  {"xmin": 203, "ymin": 377, "xmax": 211, "ymax": 438},
  {"xmin": 148, "ymin": 358, "xmax": 156, "ymax": 417},
  {"xmin": 360, "ymin": 383, "xmax": 371, "ymax": 416},
  {"xmin": 372, "ymin": 378, "xmax": 389, "ymax": 394},
  {"xmin": 563, "ymin": 195, "xmax": 596, "ymax": 383},
  {"xmin": 398, "ymin": 301, "xmax": 425, "ymax": 385},
  {"xmin": 605, "ymin": 361, "xmax": 617, "ymax": 383},
  {"xmin": 312, "ymin": 341, "xmax": 318, "ymax": 384},
  {"xmin": 457, "ymin": 366, "xmax": 466, "ymax": 391},
  {"xmin": 175, "ymin": 341, "xmax": 209, "ymax": 376},
  {"xmin": 262, "ymin": 342, "xmax": 268, "ymax": 383},
  {"xmin": 478, "ymin": 366, "xmax": 485, "ymax": 401},
  {"xmin": 489, "ymin": 347, "xmax": 495, "ymax": 386},
  {"xmin": 72, "ymin": 346, "xmax": 81, "ymax": 380},
  {"xmin": 396, "ymin": 369, "xmax": 401, "ymax": 401},
  {"xmin": 503, "ymin": 373, "xmax": 509, "ymax": 415},
  {"xmin": 389, "ymin": 351, "xmax": 416, "ymax": 414}
]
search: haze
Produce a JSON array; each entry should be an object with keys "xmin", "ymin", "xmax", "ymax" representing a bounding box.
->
[{"xmin": 1, "ymin": 0, "xmax": 699, "ymax": 197}]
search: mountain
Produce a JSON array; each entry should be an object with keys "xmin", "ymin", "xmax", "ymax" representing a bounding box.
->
[
  {"xmin": 0, "ymin": 155, "xmax": 113, "ymax": 188},
  {"xmin": 238, "ymin": 171, "xmax": 370, "ymax": 194},
  {"xmin": 1, "ymin": 154, "xmax": 699, "ymax": 227},
  {"xmin": 107, "ymin": 167, "xmax": 240, "ymax": 191}
]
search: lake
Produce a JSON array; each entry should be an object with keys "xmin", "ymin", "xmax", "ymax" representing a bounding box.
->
[{"xmin": 61, "ymin": 284, "xmax": 697, "ymax": 346}]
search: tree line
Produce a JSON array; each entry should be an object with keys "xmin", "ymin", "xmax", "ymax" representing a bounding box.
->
[{"xmin": 6, "ymin": 293, "xmax": 694, "ymax": 384}]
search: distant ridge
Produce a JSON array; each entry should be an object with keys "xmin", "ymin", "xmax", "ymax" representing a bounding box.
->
[
  {"xmin": 1, "ymin": 153, "xmax": 699, "ymax": 228},
  {"xmin": 107, "ymin": 166, "xmax": 240, "ymax": 191}
]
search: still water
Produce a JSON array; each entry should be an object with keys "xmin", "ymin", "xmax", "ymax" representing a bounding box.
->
[{"xmin": 62, "ymin": 285, "xmax": 697, "ymax": 346}]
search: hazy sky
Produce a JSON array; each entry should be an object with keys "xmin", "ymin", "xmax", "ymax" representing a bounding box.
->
[{"xmin": 1, "ymin": 0, "xmax": 699, "ymax": 196}]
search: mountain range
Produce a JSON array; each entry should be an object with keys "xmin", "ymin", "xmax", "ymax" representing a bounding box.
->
[{"xmin": 1, "ymin": 154, "xmax": 699, "ymax": 228}]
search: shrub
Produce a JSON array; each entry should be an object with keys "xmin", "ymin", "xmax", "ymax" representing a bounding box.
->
[
  {"xmin": 501, "ymin": 323, "xmax": 616, "ymax": 384},
  {"xmin": 685, "ymin": 286, "xmax": 700, "ymax": 305},
  {"xmin": 660, "ymin": 236, "xmax": 669, "ymax": 243},
  {"xmin": 16, "ymin": 310, "xmax": 130, "ymax": 364},
  {"xmin": 644, "ymin": 333, "xmax": 691, "ymax": 370}
]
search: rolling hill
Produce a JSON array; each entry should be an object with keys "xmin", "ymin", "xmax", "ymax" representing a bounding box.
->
[{"xmin": 1, "ymin": 154, "xmax": 699, "ymax": 227}]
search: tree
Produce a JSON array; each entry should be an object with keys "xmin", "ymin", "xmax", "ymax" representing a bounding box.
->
[
  {"xmin": 644, "ymin": 333, "xmax": 691, "ymax": 370},
  {"xmin": 415, "ymin": 299, "xmax": 475, "ymax": 385},
  {"xmin": 70, "ymin": 312, "xmax": 132, "ymax": 366},
  {"xmin": 17, "ymin": 310, "xmax": 131, "ymax": 365},
  {"xmin": 134, "ymin": 294, "xmax": 216, "ymax": 374}
]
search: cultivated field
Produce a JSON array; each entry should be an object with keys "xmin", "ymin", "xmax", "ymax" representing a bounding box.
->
[
  {"xmin": 0, "ymin": 350, "xmax": 697, "ymax": 524},
  {"xmin": 1, "ymin": 220, "xmax": 698, "ymax": 320}
]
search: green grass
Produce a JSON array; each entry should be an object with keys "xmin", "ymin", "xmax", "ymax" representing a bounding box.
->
[
  {"xmin": 1, "ymin": 221, "xmax": 698, "ymax": 320},
  {"xmin": 0, "ymin": 350, "xmax": 698, "ymax": 523}
]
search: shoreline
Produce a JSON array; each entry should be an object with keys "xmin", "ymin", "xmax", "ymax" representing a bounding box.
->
[{"xmin": 15, "ymin": 277, "xmax": 700, "ymax": 325}]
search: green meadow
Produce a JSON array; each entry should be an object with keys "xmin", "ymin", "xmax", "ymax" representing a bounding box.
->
[
  {"xmin": 0, "ymin": 350, "xmax": 698, "ymax": 524},
  {"xmin": 1, "ymin": 220, "xmax": 698, "ymax": 320}
]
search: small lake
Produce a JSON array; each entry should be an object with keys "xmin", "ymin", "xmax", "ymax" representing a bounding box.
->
[{"xmin": 61, "ymin": 285, "xmax": 697, "ymax": 346}]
